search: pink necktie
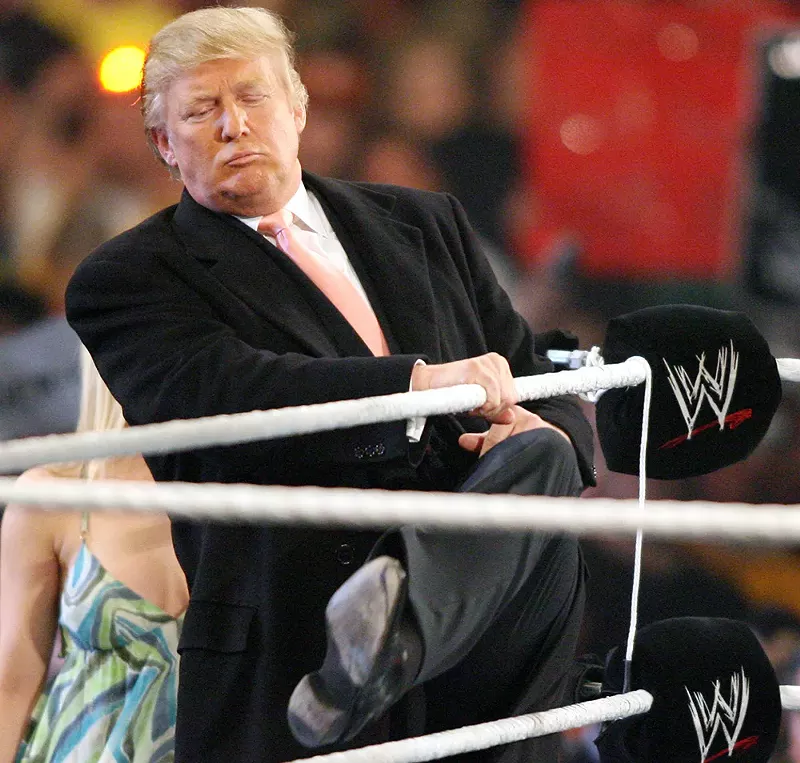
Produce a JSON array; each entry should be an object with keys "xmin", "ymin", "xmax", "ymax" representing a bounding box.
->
[{"xmin": 258, "ymin": 210, "xmax": 389, "ymax": 357}]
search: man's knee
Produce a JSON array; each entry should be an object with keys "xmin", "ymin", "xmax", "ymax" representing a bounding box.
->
[
  {"xmin": 504, "ymin": 428, "xmax": 583, "ymax": 497},
  {"xmin": 526, "ymin": 426, "xmax": 578, "ymax": 463},
  {"xmin": 458, "ymin": 427, "xmax": 579, "ymax": 495}
]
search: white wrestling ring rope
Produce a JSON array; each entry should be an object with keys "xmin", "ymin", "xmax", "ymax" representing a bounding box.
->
[
  {"xmin": 5, "ymin": 480, "xmax": 800, "ymax": 541},
  {"xmin": 283, "ymin": 686, "xmax": 800, "ymax": 763},
  {"xmin": 287, "ymin": 691, "xmax": 655, "ymax": 763},
  {"xmin": 1, "ymin": 356, "xmax": 796, "ymax": 476},
  {"xmin": 777, "ymin": 357, "xmax": 800, "ymax": 382},
  {"xmin": 3, "ymin": 353, "xmax": 800, "ymax": 762},
  {"xmin": 0, "ymin": 358, "xmax": 649, "ymax": 474}
]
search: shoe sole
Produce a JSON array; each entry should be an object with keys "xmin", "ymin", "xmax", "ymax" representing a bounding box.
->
[{"xmin": 288, "ymin": 556, "xmax": 407, "ymax": 747}]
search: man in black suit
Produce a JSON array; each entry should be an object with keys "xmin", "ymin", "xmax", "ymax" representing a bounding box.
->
[{"xmin": 65, "ymin": 7, "xmax": 596, "ymax": 762}]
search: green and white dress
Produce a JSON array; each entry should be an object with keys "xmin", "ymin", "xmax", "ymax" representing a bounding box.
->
[{"xmin": 16, "ymin": 515, "xmax": 183, "ymax": 762}]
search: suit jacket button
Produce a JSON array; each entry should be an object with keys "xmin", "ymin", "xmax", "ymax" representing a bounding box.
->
[
  {"xmin": 336, "ymin": 544, "xmax": 354, "ymax": 566},
  {"xmin": 354, "ymin": 443, "xmax": 386, "ymax": 460}
]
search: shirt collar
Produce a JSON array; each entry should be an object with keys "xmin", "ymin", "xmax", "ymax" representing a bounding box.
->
[{"xmin": 236, "ymin": 182, "xmax": 325, "ymax": 235}]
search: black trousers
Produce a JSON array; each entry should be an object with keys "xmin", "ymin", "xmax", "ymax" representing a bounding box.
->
[{"xmin": 394, "ymin": 428, "xmax": 587, "ymax": 762}]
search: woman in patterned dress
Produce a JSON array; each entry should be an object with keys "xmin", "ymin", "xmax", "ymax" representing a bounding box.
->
[{"xmin": 0, "ymin": 347, "xmax": 189, "ymax": 762}]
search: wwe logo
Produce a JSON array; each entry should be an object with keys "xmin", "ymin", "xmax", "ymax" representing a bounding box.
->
[
  {"xmin": 686, "ymin": 668, "xmax": 750, "ymax": 762},
  {"xmin": 663, "ymin": 341, "xmax": 739, "ymax": 440}
]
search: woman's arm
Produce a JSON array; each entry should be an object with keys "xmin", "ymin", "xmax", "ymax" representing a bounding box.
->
[{"xmin": 0, "ymin": 490, "xmax": 62, "ymax": 763}]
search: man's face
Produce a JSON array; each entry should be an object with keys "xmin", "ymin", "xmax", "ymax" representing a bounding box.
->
[{"xmin": 153, "ymin": 56, "xmax": 306, "ymax": 216}]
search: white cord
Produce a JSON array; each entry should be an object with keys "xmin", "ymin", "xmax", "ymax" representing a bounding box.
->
[
  {"xmin": 623, "ymin": 357, "xmax": 653, "ymax": 692},
  {"xmin": 578, "ymin": 346, "xmax": 606, "ymax": 403}
]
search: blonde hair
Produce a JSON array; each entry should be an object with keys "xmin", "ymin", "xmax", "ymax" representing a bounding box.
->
[
  {"xmin": 49, "ymin": 346, "xmax": 127, "ymax": 480},
  {"xmin": 141, "ymin": 6, "xmax": 308, "ymax": 169}
]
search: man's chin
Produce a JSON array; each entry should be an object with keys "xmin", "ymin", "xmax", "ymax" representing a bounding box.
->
[{"xmin": 213, "ymin": 178, "xmax": 275, "ymax": 216}]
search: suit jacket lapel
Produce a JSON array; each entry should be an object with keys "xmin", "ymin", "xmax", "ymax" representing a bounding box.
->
[
  {"xmin": 304, "ymin": 173, "xmax": 441, "ymax": 362},
  {"xmin": 171, "ymin": 191, "xmax": 371, "ymax": 358},
  {"xmin": 170, "ymin": 181, "xmax": 441, "ymax": 361}
]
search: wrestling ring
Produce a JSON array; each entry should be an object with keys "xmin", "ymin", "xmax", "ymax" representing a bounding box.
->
[{"xmin": 1, "ymin": 348, "xmax": 800, "ymax": 762}]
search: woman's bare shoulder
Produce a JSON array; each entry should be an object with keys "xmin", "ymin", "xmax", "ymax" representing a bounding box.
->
[
  {"xmin": 13, "ymin": 466, "xmax": 67, "ymax": 484},
  {"xmin": 3, "ymin": 467, "xmax": 79, "ymax": 532}
]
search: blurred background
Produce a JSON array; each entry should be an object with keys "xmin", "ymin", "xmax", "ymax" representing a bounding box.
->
[{"xmin": 3, "ymin": 0, "xmax": 800, "ymax": 758}]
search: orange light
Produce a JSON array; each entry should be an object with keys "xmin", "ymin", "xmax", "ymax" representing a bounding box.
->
[{"xmin": 99, "ymin": 46, "xmax": 146, "ymax": 93}]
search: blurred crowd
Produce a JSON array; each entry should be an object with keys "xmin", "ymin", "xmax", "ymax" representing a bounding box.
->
[{"xmin": 3, "ymin": 0, "xmax": 800, "ymax": 759}]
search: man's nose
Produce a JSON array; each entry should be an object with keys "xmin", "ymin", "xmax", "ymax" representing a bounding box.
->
[{"xmin": 220, "ymin": 103, "xmax": 250, "ymax": 140}]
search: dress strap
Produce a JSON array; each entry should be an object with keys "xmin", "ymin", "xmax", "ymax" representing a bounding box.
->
[{"xmin": 80, "ymin": 512, "xmax": 89, "ymax": 541}]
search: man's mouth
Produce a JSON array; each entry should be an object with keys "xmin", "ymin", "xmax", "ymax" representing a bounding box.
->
[{"xmin": 226, "ymin": 152, "xmax": 263, "ymax": 167}]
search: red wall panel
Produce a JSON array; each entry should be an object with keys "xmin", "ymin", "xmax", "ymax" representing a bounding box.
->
[{"xmin": 519, "ymin": 0, "xmax": 798, "ymax": 279}]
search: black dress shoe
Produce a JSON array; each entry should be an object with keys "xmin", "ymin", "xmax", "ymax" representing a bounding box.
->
[{"xmin": 287, "ymin": 556, "xmax": 423, "ymax": 748}]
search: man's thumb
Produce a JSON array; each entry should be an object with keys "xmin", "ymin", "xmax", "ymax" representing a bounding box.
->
[{"xmin": 458, "ymin": 432, "xmax": 486, "ymax": 453}]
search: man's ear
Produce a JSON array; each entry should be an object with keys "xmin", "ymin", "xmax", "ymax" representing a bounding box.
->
[
  {"xmin": 294, "ymin": 104, "xmax": 306, "ymax": 135},
  {"xmin": 151, "ymin": 127, "xmax": 177, "ymax": 167}
]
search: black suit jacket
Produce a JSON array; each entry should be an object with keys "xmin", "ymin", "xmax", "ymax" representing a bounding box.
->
[{"xmin": 65, "ymin": 172, "xmax": 595, "ymax": 761}]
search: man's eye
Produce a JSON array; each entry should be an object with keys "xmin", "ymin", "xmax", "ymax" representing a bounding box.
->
[{"xmin": 185, "ymin": 107, "xmax": 212, "ymax": 120}]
